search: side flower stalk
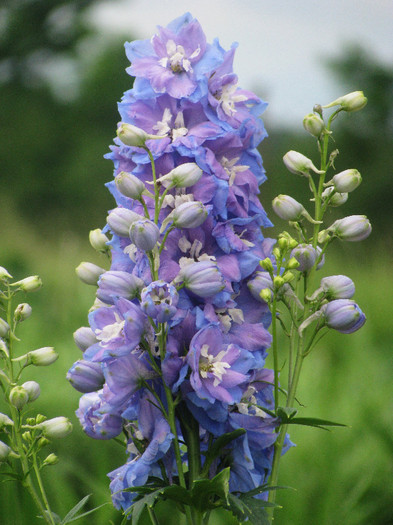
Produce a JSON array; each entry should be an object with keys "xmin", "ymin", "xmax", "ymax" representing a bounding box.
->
[{"xmin": 266, "ymin": 94, "xmax": 370, "ymax": 520}]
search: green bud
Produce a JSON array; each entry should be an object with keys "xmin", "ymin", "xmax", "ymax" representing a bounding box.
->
[
  {"xmin": 287, "ymin": 257, "xmax": 300, "ymax": 270},
  {"xmin": 0, "ymin": 318, "xmax": 10, "ymax": 338},
  {"xmin": 259, "ymin": 288, "xmax": 272, "ymax": 303},
  {"xmin": 0, "ymin": 267, "xmax": 13, "ymax": 281},
  {"xmin": 11, "ymin": 276, "xmax": 42, "ymax": 293},
  {"xmin": 303, "ymin": 113, "xmax": 325, "ymax": 137},
  {"xmin": 0, "ymin": 440, "xmax": 11, "ymax": 461},
  {"xmin": 75, "ymin": 262, "xmax": 106, "ymax": 286},
  {"xmin": 278, "ymin": 237, "xmax": 288, "ymax": 252},
  {"xmin": 283, "ymin": 271, "xmax": 295, "ymax": 283},
  {"xmin": 273, "ymin": 276, "xmax": 285, "ymax": 289},
  {"xmin": 89, "ymin": 229, "xmax": 110, "ymax": 254},
  {"xmin": 39, "ymin": 417, "xmax": 73, "ymax": 439},
  {"xmin": 22, "ymin": 381, "xmax": 40, "ymax": 402},
  {"xmin": 28, "ymin": 347, "xmax": 58, "ymax": 366},
  {"xmin": 259, "ymin": 258, "xmax": 274, "ymax": 273},
  {"xmin": 323, "ymin": 91, "xmax": 367, "ymax": 112},
  {"xmin": 283, "ymin": 151, "xmax": 325, "ymax": 176},
  {"xmin": 9, "ymin": 386, "xmax": 29, "ymax": 410},
  {"xmin": 272, "ymin": 247, "xmax": 281, "ymax": 260},
  {"xmin": 43, "ymin": 453, "xmax": 59, "ymax": 466},
  {"xmin": 14, "ymin": 303, "xmax": 32, "ymax": 322},
  {"xmin": 0, "ymin": 413, "xmax": 14, "ymax": 429}
]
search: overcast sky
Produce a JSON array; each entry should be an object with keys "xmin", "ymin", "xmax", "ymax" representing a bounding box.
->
[{"xmin": 88, "ymin": 0, "xmax": 393, "ymax": 127}]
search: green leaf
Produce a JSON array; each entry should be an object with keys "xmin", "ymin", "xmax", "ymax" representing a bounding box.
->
[
  {"xmin": 60, "ymin": 495, "xmax": 91, "ymax": 523},
  {"xmin": 160, "ymin": 485, "xmax": 190, "ymax": 506},
  {"xmin": 226, "ymin": 493, "xmax": 271, "ymax": 525},
  {"xmin": 279, "ymin": 415, "xmax": 347, "ymax": 430},
  {"xmin": 206, "ymin": 429, "xmax": 246, "ymax": 462},
  {"xmin": 277, "ymin": 407, "xmax": 298, "ymax": 420},
  {"xmin": 190, "ymin": 468, "xmax": 230, "ymax": 511},
  {"xmin": 128, "ymin": 488, "xmax": 164, "ymax": 524}
]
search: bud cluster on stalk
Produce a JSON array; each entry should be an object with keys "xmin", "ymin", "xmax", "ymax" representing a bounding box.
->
[
  {"xmin": 269, "ymin": 93, "xmax": 370, "ymax": 342},
  {"xmin": 0, "ymin": 268, "xmax": 72, "ymax": 502}
]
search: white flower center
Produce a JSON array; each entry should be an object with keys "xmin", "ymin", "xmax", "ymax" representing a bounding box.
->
[
  {"xmin": 95, "ymin": 312, "xmax": 125, "ymax": 343},
  {"xmin": 215, "ymin": 83, "xmax": 248, "ymax": 116},
  {"xmin": 158, "ymin": 40, "xmax": 201, "ymax": 73},
  {"xmin": 199, "ymin": 344, "xmax": 231, "ymax": 387},
  {"xmin": 221, "ymin": 156, "xmax": 249, "ymax": 186}
]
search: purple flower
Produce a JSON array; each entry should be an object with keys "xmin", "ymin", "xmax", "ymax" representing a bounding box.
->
[
  {"xmin": 76, "ymin": 391, "xmax": 123, "ymax": 440},
  {"xmin": 187, "ymin": 324, "xmax": 253, "ymax": 404},
  {"xmin": 67, "ymin": 360, "xmax": 104, "ymax": 393},
  {"xmin": 140, "ymin": 280, "xmax": 179, "ymax": 322},
  {"xmin": 321, "ymin": 299, "xmax": 366, "ymax": 334}
]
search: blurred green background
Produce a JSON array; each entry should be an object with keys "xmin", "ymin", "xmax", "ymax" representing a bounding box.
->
[{"xmin": 1, "ymin": 1, "xmax": 392, "ymax": 524}]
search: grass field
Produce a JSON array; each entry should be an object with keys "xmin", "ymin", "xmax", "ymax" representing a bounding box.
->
[{"xmin": 1, "ymin": 206, "xmax": 392, "ymax": 524}]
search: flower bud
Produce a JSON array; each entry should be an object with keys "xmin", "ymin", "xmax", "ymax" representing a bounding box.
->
[
  {"xmin": 107, "ymin": 208, "xmax": 143, "ymax": 237},
  {"xmin": 287, "ymin": 257, "xmax": 300, "ymax": 270},
  {"xmin": 272, "ymin": 195, "xmax": 304, "ymax": 221},
  {"xmin": 0, "ymin": 267, "xmax": 12, "ymax": 281},
  {"xmin": 28, "ymin": 347, "xmax": 58, "ymax": 366},
  {"xmin": 259, "ymin": 288, "xmax": 272, "ymax": 303},
  {"xmin": 157, "ymin": 163, "xmax": 203, "ymax": 188},
  {"xmin": 166, "ymin": 201, "xmax": 208, "ymax": 229},
  {"xmin": 141, "ymin": 281, "xmax": 179, "ymax": 322},
  {"xmin": 97, "ymin": 271, "xmax": 144, "ymax": 304},
  {"xmin": 320, "ymin": 275, "xmax": 355, "ymax": 300},
  {"xmin": 303, "ymin": 113, "xmax": 325, "ymax": 137},
  {"xmin": 323, "ymin": 91, "xmax": 367, "ymax": 112},
  {"xmin": 76, "ymin": 262, "xmax": 106, "ymax": 286},
  {"xmin": 21, "ymin": 381, "xmax": 41, "ymax": 402},
  {"xmin": 9, "ymin": 386, "xmax": 29, "ymax": 410},
  {"xmin": 290, "ymin": 244, "xmax": 319, "ymax": 272},
  {"xmin": 11, "ymin": 276, "xmax": 42, "ymax": 293},
  {"xmin": 0, "ymin": 318, "xmax": 10, "ymax": 338},
  {"xmin": 89, "ymin": 229, "xmax": 110, "ymax": 254},
  {"xmin": 247, "ymin": 272, "xmax": 273, "ymax": 301},
  {"xmin": 0, "ymin": 440, "xmax": 11, "ymax": 461},
  {"xmin": 179, "ymin": 260, "xmax": 224, "ymax": 297},
  {"xmin": 283, "ymin": 151, "xmax": 324, "ymax": 176},
  {"xmin": 129, "ymin": 219, "xmax": 160, "ymax": 251},
  {"xmin": 73, "ymin": 327, "xmax": 98, "ymax": 351},
  {"xmin": 321, "ymin": 299, "xmax": 366, "ymax": 334},
  {"xmin": 330, "ymin": 169, "xmax": 362, "ymax": 193},
  {"xmin": 259, "ymin": 258, "xmax": 274, "ymax": 273},
  {"xmin": 321, "ymin": 187, "xmax": 348, "ymax": 207},
  {"xmin": 39, "ymin": 417, "xmax": 73, "ymax": 439},
  {"xmin": 0, "ymin": 413, "xmax": 14, "ymax": 429},
  {"xmin": 67, "ymin": 360, "xmax": 104, "ymax": 393},
  {"xmin": 0, "ymin": 339, "xmax": 9, "ymax": 357},
  {"xmin": 117, "ymin": 123, "xmax": 165, "ymax": 147},
  {"xmin": 328, "ymin": 215, "xmax": 372, "ymax": 242},
  {"xmin": 273, "ymin": 276, "xmax": 285, "ymax": 289},
  {"xmin": 14, "ymin": 303, "xmax": 32, "ymax": 322},
  {"xmin": 115, "ymin": 171, "xmax": 146, "ymax": 199},
  {"xmin": 42, "ymin": 453, "xmax": 59, "ymax": 466}
]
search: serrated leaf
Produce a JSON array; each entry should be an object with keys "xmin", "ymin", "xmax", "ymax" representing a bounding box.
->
[
  {"xmin": 160, "ymin": 484, "xmax": 190, "ymax": 506},
  {"xmin": 191, "ymin": 468, "xmax": 230, "ymax": 511}
]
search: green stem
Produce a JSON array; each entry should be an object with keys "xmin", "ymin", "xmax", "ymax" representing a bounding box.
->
[
  {"xmin": 271, "ymin": 294, "xmax": 279, "ymax": 413},
  {"xmin": 147, "ymin": 506, "xmax": 160, "ymax": 525},
  {"xmin": 145, "ymin": 147, "xmax": 160, "ymax": 224},
  {"xmin": 32, "ymin": 454, "xmax": 56, "ymax": 525}
]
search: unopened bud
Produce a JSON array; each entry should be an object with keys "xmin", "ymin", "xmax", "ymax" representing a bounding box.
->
[
  {"xmin": 156, "ymin": 163, "xmax": 203, "ymax": 188},
  {"xmin": 89, "ymin": 229, "xmax": 110, "ymax": 254},
  {"xmin": 67, "ymin": 360, "xmax": 104, "ymax": 393},
  {"xmin": 0, "ymin": 440, "xmax": 11, "ymax": 461},
  {"xmin": 287, "ymin": 257, "xmax": 300, "ymax": 270},
  {"xmin": 22, "ymin": 381, "xmax": 40, "ymax": 402},
  {"xmin": 328, "ymin": 215, "xmax": 372, "ymax": 242},
  {"xmin": 11, "ymin": 276, "xmax": 42, "ymax": 293},
  {"xmin": 329, "ymin": 169, "xmax": 362, "ymax": 193},
  {"xmin": 272, "ymin": 194, "xmax": 319, "ymax": 224},
  {"xmin": 107, "ymin": 207, "xmax": 143, "ymax": 237},
  {"xmin": 320, "ymin": 275, "xmax": 355, "ymax": 300},
  {"xmin": 39, "ymin": 417, "xmax": 73, "ymax": 439},
  {"xmin": 42, "ymin": 453, "xmax": 59, "ymax": 466},
  {"xmin": 290, "ymin": 244, "xmax": 320, "ymax": 272},
  {"xmin": 0, "ymin": 267, "xmax": 12, "ymax": 281},
  {"xmin": 73, "ymin": 327, "xmax": 97, "ymax": 351},
  {"xmin": 14, "ymin": 303, "xmax": 32, "ymax": 322},
  {"xmin": 259, "ymin": 258, "xmax": 274, "ymax": 273},
  {"xmin": 117, "ymin": 123, "xmax": 165, "ymax": 148},
  {"xmin": 283, "ymin": 151, "xmax": 324, "ymax": 176},
  {"xmin": 76, "ymin": 262, "xmax": 106, "ymax": 286},
  {"xmin": 179, "ymin": 260, "xmax": 224, "ymax": 297},
  {"xmin": 9, "ymin": 386, "xmax": 29, "ymax": 410},
  {"xmin": 260, "ymin": 288, "xmax": 272, "ymax": 303},
  {"xmin": 129, "ymin": 219, "xmax": 160, "ymax": 252},
  {"xmin": 28, "ymin": 347, "xmax": 58, "ymax": 366},
  {"xmin": 247, "ymin": 272, "xmax": 273, "ymax": 301},
  {"xmin": 321, "ymin": 299, "xmax": 366, "ymax": 333},
  {"xmin": 0, "ymin": 318, "xmax": 10, "ymax": 338},
  {"xmin": 115, "ymin": 171, "xmax": 146, "ymax": 199},
  {"xmin": 0, "ymin": 413, "xmax": 14, "ymax": 429},
  {"xmin": 321, "ymin": 187, "xmax": 348, "ymax": 207},
  {"xmin": 273, "ymin": 276, "xmax": 285, "ymax": 289},
  {"xmin": 165, "ymin": 201, "xmax": 209, "ymax": 229},
  {"xmin": 323, "ymin": 91, "xmax": 367, "ymax": 113},
  {"xmin": 283, "ymin": 271, "xmax": 295, "ymax": 283},
  {"xmin": 303, "ymin": 113, "xmax": 325, "ymax": 137}
]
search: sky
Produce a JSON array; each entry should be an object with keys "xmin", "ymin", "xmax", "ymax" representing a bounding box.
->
[{"xmin": 87, "ymin": 0, "xmax": 393, "ymax": 128}]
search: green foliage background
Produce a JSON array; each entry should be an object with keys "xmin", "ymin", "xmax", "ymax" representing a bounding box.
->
[{"xmin": 1, "ymin": 2, "xmax": 392, "ymax": 523}]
